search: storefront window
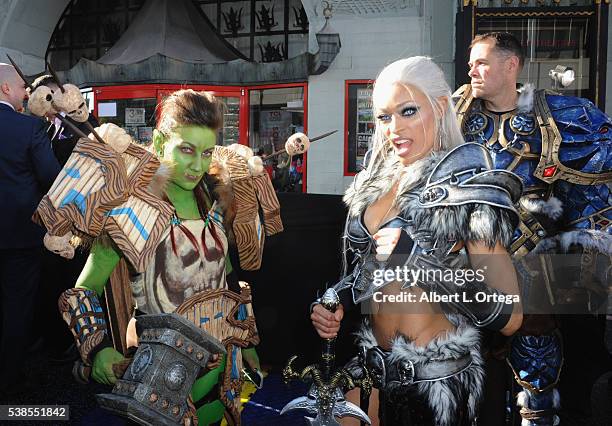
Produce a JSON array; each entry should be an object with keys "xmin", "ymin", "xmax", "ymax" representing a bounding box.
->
[
  {"xmin": 249, "ymin": 86, "xmax": 305, "ymax": 192},
  {"xmin": 345, "ymin": 81, "xmax": 374, "ymax": 175},
  {"xmin": 221, "ymin": 96, "xmax": 240, "ymax": 145},
  {"xmin": 97, "ymin": 98, "xmax": 157, "ymax": 145},
  {"xmin": 476, "ymin": 17, "xmax": 590, "ymax": 97}
]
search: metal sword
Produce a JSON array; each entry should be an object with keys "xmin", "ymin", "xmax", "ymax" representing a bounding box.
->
[{"xmin": 281, "ymin": 288, "xmax": 371, "ymax": 425}]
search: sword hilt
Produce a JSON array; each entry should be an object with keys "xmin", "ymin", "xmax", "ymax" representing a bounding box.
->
[{"xmin": 320, "ymin": 288, "xmax": 340, "ymax": 381}]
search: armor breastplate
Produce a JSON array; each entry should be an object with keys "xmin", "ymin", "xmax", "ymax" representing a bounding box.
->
[
  {"xmin": 343, "ymin": 213, "xmax": 455, "ymax": 304},
  {"xmin": 341, "ymin": 143, "xmax": 521, "ymax": 304},
  {"xmin": 455, "ymin": 87, "xmax": 612, "ymax": 257},
  {"xmin": 462, "ymin": 103, "xmax": 545, "ymax": 195}
]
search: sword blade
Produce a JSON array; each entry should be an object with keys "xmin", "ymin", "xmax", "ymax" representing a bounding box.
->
[{"xmin": 280, "ymin": 396, "xmax": 318, "ymax": 416}]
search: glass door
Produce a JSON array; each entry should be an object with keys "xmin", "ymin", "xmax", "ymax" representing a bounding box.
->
[
  {"xmin": 94, "ymin": 85, "xmax": 158, "ymax": 146},
  {"xmin": 247, "ymin": 84, "xmax": 307, "ymax": 192}
]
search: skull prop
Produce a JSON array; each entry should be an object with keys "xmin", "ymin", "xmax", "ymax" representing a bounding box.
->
[
  {"xmin": 52, "ymin": 84, "xmax": 89, "ymax": 122},
  {"xmin": 94, "ymin": 123, "xmax": 133, "ymax": 154},
  {"xmin": 44, "ymin": 232, "xmax": 75, "ymax": 259},
  {"xmin": 27, "ymin": 86, "xmax": 57, "ymax": 118},
  {"xmin": 285, "ymin": 132, "xmax": 310, "ymax": 156}
]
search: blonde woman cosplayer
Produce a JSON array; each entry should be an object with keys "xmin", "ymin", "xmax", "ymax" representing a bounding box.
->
[{"xmin": 311, "ymin": 57, "xmax": 523, "ymax": 425}]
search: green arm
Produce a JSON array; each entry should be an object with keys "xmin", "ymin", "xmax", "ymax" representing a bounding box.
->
[
  {"xmin": 73, "ymin": 240, "xmax": 125, "ymax": 385},
  {"xmin": 75, "ymin": 240, "xmax": 121, "ymax": 297},
  {"xmin": 225, "ymin": 254, "xmax": 233, "ymax": 275}
]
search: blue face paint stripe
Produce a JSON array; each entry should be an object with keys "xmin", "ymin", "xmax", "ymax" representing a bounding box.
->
[{"xmin": 106, "ymin": 207, "xmax": 150, "ymax": 239}]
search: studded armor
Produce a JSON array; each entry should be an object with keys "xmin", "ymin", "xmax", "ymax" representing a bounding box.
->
[
  {"xmin": 454, "ymin": 84, "xmax": 612, "ymax": 426},
  {"xmin": 455, "ymin": 85, "xmax": 611, "ymax": 257}
]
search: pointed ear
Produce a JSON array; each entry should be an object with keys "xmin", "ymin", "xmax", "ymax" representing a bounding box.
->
[{"xmin": 152, "ymin": 129, "xmax": 165, "ymax": 157}]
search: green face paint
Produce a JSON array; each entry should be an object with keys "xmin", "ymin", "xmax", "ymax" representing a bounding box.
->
[{"xmin": 162, "ymin": 125, "xmax": 217, "ymax": 191}]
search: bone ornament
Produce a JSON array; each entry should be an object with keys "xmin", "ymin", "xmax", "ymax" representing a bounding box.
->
[
  {"xmin": 52, "ymin": 84, "xmax": 89, "ymax": 122},
  {"xmin": 44, "ymin": 231, "xmax": 75, "ymax": 259},
  {"xmin": 27, "ymin": 86, "xmax": 57, "ymax": 117},
  {"xmin": 285, "ymin": 132, "xmax": 310, "ymax": 156},
  {"xmin": 93, "ymin": 123, "xmax": 132, "ymax": 154}
]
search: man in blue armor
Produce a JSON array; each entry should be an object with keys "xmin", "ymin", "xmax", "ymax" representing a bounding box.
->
[{"xmin": 454, "ymin": 32, "xmax": 611, "ymax": 425}]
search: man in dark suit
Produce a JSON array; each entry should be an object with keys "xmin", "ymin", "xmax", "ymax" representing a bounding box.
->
[{"xmin": 0, "ymin": 63, "xmax": 60, "ymax": 394}]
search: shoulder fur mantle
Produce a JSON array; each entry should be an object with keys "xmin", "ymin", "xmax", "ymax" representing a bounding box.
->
[{"xmin": 344, "ymin": 152, "xmax": 516, "ymax": 248}]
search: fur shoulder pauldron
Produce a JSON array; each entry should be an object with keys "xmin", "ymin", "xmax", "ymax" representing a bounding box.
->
[{"xmin": 345, "ymin": 144, "xmax": 522, "ymax": 252}]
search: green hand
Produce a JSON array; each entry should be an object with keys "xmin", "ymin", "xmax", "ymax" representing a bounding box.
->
[{"xmin": 92, "ymin": 347, "xmax": 126, "ymax": 385}]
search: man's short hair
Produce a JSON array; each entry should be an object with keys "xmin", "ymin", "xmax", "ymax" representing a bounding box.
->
[
  {"xmin": 30, "ymin": 74, "xmax": 57, "ymax": 93},
  {"xmin": 470, "ymin": 32, "xmax": 525, "ymax": 69}
]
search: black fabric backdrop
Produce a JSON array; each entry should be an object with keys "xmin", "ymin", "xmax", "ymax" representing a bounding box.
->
[{"xmin": 234, "ymin": 193, "xmax": 363, "ymax": 369}]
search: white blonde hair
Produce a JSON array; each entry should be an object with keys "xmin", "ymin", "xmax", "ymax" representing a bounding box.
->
[{"xmin": 367, "ymin": 56, "xmax": 464, "ymax": 170}]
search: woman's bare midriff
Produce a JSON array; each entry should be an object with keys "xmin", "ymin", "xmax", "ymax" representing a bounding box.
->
[{"xmin": 369, "ymin": 284, "xmax": 456, "ymax": 350}]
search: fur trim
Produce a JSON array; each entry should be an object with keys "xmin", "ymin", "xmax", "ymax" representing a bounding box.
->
[
  {"xmin": 516, "ymin": 388, "xmax": 560, "ymax": 426},
  {"xmin": 147, "ymin": 160, "xmax": 172, "ymax": 198},
  {"xmin": 519, "ymin": 196, "xmax": 563, "ymax": 220},
  {"xmin": 517, "ymin": 390, "xmax": 529, "ymax": 408},
  {"xmin": 353, "ymin": 319, "xmax": 378, "ymax": 349},
  {"xmin": 517, "ymin": 83, "xmax": 535, "ymax": 113},
  {"xmin": 532, "ymin": 229, "xmax": 612, "ymax": 255},
  {"xmin": 206, "ymin": 162, "xmax": 236, "ymax": 235},
  {"xmin": 344, "ymin": 151, "xmax": 517, "ymax": 248},
  {"xmin": 353, "ymin": 319, "xmax": 484, "ymax": 426}
]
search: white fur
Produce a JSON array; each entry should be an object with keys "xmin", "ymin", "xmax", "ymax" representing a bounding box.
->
[
  {"xmin": 94, "ymin": 123, "xmax": 132, "ymax": 153},
  {"xmin": 354, "ymin": 319, "xmax": 484, "ymax": 426},
  {"xmin": 552, "ymin": 388, "xmax": 560, "ymax": 408},
  {"xmin": 515, "ymin": 388, "xmax": 561, "ymax": 425},
  {"xmin": 517, "ymin": 83, "xmax": 535, "ymax": 113},
  {"xmin": 533, "ymin": 229, "xmax": 612, "ymax": 255},
  {"xmin": 519, "ymin": 196, "xmax": 563, "ymax": 220},
  {"xmin": 247, "ymin": 156, "xmax": 264, "ymax": 176}
]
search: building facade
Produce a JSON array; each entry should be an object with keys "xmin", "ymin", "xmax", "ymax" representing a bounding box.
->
[{"xmin": 1, "ymin": 0, "xmax": 609, "ymax": 194}]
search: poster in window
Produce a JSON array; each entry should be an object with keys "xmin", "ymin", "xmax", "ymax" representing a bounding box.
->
[
  {"xmin": 346, "ymin": 83, "xmax": 374, "ymax": 174},
  {"xmin": 125, "ymin": 107, "xmax": 145, "ymax": 125},
  {"xmin": 260, "ymin": 110, "xmax": 292, "ymax": 152},
  {"xmin": 138, "ymin": 126, "xmax": 153, "ymax": 145}
]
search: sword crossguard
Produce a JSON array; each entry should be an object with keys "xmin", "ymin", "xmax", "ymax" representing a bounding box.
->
[{"xmin": 352, "ymin": 370, "xmax": 373, "ymax": 398}]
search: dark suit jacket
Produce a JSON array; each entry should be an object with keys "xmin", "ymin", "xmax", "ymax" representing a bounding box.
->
[
  {"xmin": 46, "ymin": 113, "xmax": 100, "ymax": 167},
  {"xmin": 0, "ymin": 103, "xmax": 60, "ymax": 249}
]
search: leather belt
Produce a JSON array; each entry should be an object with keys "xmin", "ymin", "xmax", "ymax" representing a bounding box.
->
[{"xmin": 363, "ymin": 346, "xmax": 473, "ymax": 389}]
